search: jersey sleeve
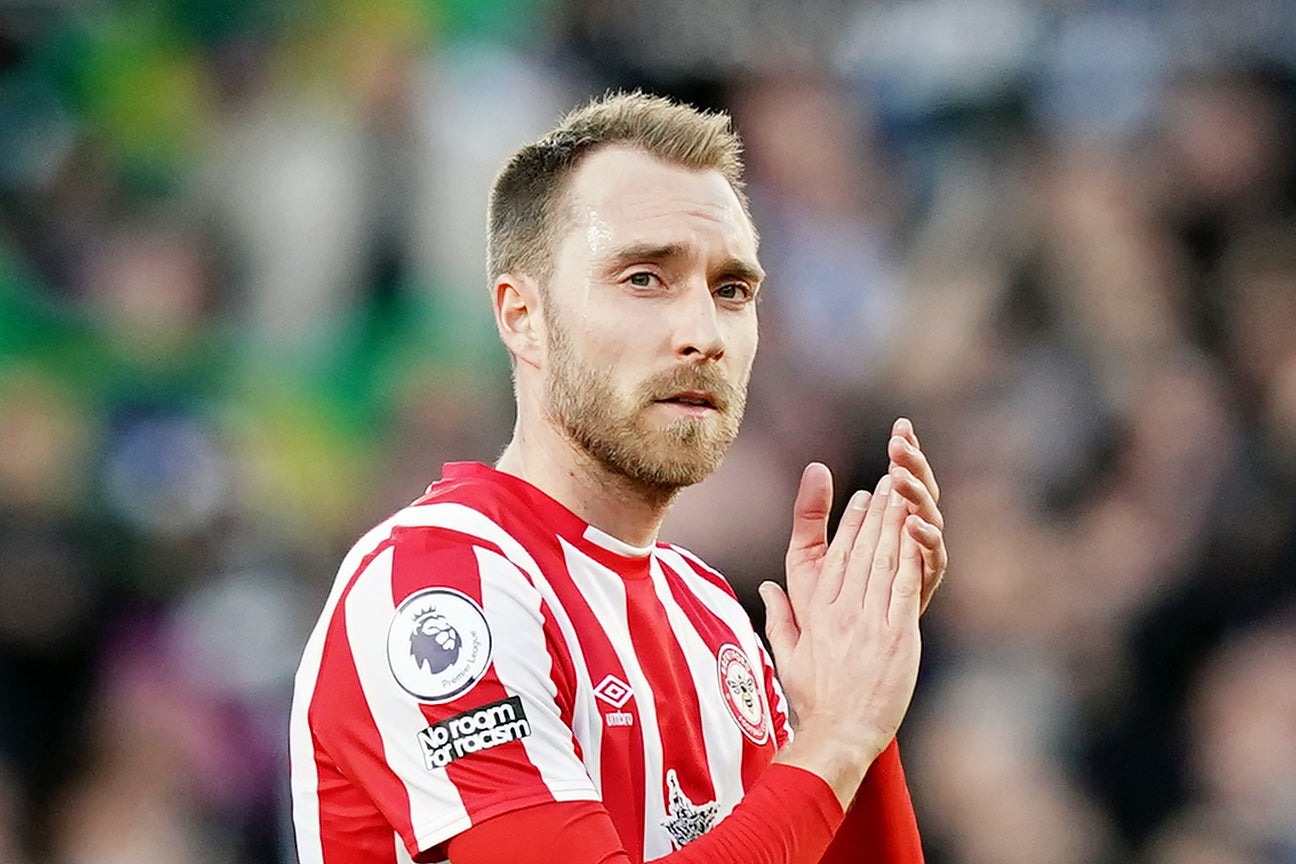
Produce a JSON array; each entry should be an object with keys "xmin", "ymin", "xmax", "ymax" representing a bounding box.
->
[
  {"xmin": 307, "ymin": 524, "xmax": 599, "ymax": 860},
  {"xmin": 818, "ymin": 739, "xmax": 924, "ymax": 863},
  {"xmin": 447, "ymin": 763, "xmax": 844, "ymax": 864}
]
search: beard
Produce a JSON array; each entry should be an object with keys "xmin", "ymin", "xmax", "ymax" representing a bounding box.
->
[{"xmin": 543, "ymin": 315, "xmax": 749, "ymax": 493}]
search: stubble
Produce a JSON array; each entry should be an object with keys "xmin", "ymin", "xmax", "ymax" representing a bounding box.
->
[{"xmin": 543, "ymin": 313, "xmax": 748, "ymax": 493}]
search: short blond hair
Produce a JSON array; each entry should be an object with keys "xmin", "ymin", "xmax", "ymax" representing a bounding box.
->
[{"xmin": 486, "ymin": 91, "xmax": 749, "ymax": 283}]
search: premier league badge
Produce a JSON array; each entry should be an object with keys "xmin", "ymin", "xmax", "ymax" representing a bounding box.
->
[
  {"xmin": 716, "ymin": 643, "xmax": 769, "ymax": 744},
  {"xmin": 387, "ymin": 587, "xmax": 492, "ymax": 703}
]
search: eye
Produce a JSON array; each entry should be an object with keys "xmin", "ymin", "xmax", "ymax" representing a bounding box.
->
[
  {"xmin": 627, "ymin": 271, "xmax": 659, "ymax": 288},
  {"xmin": 715, "ymin": 282, "xmax": 753, "ymax": 302}
]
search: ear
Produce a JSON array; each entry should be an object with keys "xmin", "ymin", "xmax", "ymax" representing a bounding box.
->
[{"xmin": 493, "ymin": 273, "xmax": 544, "ymax": 370}]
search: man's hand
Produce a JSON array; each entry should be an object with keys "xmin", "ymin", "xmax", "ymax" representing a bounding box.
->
[
  {"xmin": 886, "ymin": 418, "xmax": 946, "ymax": 612},
  {"xmin": 760, "ymin": 463, "xmax": 923, "ymax": 808}
]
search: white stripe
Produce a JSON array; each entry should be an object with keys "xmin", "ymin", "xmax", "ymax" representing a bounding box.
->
[
  {"xmin": 561, "ymin": 539, "xmax": 672, "ymax": 860},
  {"xmin": 476, "ymin": 546, "xmax": 600, "ymax": 798},
  {"xmin": 657, "ymin": 548, "xmax": 778, "ymax": 748},
  {"xmin": 345, "ymin": 547, "xmax": 473, "ymax": 845},
  {"xmin": 394, "ymin": 831, "xmax": 417, "ymax": 863},
  {"xmin": 291, "ymin": 511, "xmax": 417, "ymax": 864},
  {"xmin": 647, "ymin": 557, "xmax": 745, "ymax": 819}
]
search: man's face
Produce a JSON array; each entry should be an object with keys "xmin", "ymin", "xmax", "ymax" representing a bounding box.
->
[{"xmin": 539, "ymin": 145, "xmax": 762, "ymax": 492}]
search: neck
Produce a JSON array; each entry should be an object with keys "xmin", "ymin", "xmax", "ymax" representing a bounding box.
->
[{"xmin": 495, "ymin": 416, "xmax": 677, "ymax": 549}]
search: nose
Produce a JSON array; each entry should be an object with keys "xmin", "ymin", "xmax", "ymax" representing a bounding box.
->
[{"xmin": 672, "ymin": 280, "xmax": 725, "ymax": 361}]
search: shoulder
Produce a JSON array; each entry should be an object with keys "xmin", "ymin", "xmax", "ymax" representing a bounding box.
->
[
  {"xmin": 333, "ymin": 488, "xmax": 545, "ymax": 610},
  {"xmin": 656, "ymin": 543, "xmax": 742, "ymax": 603}
]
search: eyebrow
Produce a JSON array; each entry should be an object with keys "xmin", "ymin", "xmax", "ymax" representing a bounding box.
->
[{"xmin": 599, "ymin": 242, "xmax": 766, "ymax": 286}]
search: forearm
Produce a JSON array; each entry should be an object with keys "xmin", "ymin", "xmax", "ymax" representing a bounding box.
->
[
  {"xmin": 446, "ymin": 764, "xmax": 844, "ymax": 864},
  {"xmin": 818, "ymin": 739, "xmax": 924, "ymax": 864},
  {"xmin": 771, "ymin": 723, "xmax": 886, "ymax": 811}
]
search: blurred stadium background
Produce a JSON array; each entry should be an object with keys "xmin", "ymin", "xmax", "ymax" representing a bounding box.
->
[{"xmin": 1, "ymin": 0, "xmax": 1294, "ymax": 862}]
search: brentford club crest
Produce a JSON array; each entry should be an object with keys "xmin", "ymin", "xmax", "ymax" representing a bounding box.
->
[{"xmin": 716, "ymin": 643, "xmax": 768, "ymax": 744}]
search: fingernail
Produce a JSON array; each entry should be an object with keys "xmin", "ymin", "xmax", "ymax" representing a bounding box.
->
[
  {"xmin": 850, "ymin": 490, "xmax": 870, "ymax": 510},
  {"xmin": 891, "ymin": 435, "xmax": 916, "ymax": 456},
  {"xmin": 876, "ymin": 475, "xmax": 892, "ymax": 496}
]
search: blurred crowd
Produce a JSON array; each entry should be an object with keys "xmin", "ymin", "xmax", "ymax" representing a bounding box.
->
[{"xmin": 1, "ymin": 0, "xmax": 1294, "ymax": 862}]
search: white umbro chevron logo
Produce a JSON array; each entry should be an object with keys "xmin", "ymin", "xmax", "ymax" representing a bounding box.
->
[{"xmin": 593, "ymin": 674, "xmax": 633, "ymax": 708}]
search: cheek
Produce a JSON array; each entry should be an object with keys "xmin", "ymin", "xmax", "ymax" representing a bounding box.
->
[
  {"xmin": 726, "ymin": 316, "xmax": 759, "ymax": 368},
  {"xmin": 581, "ymin": 318, "xmax": 663, "ymax": 376}
]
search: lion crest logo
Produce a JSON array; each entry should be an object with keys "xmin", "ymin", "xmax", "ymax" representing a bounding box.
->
[{"xmin": 410, "ymin": 607, "xmax": 461, "ymax": 675}]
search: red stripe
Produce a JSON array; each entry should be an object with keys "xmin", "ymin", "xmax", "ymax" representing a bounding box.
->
[
  {"xmin": 545, "ymin": 542, "xmax": 647, "ymax": 860},
  {"xmin": 387, "ymin": 526, "xmax": 554, "ymax": 824},
  {"xmin": 624, "ymin": 573, "xmax": 717, "ymax": 818},
  {"xmin": 312, "ymin": 737, "xmax": 399, "ymax": 864},
  {"xmin": 758, "ymin": 644, "xmax": 791, "ymax": 749},
  {"xmin": 309, "ymin": 537, "xmax": 420, "ymax": 860},
  {"xmin": 658, "ymin": 560, "xmax": 777, "ymax": 791}
]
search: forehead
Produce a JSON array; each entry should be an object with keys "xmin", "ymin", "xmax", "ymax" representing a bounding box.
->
[{"xmin": 557, "ymin": 145, "xmax": 758, "ymax": 262}]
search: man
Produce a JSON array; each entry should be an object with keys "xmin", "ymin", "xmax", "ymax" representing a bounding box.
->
[{"xmin": 291, "ymin": 92, "xmax": 947, "ymax": 864}]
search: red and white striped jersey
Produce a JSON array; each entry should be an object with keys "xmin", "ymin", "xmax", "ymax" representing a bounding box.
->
[{"xmin": 291, "ymin": 462, "xmax": 792, "ymax": 864}]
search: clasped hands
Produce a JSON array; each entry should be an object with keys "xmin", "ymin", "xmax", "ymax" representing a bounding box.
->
[{"xmin": 761, "ymin": 418, "xmax": 947, "ymax": 762}]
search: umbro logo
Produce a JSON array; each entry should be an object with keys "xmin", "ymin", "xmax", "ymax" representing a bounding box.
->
[{"xmin": 593, "ymin": 674, "xmax": 633, "ymax": 708}]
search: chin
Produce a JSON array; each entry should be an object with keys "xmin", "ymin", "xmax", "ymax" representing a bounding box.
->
[{"xmin": 623, "ymin": 431, "xmax": 733, "ymax": 490}]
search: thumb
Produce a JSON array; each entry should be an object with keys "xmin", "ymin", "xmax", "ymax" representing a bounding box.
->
[
  {"xmin": 759, "ymin": 581, "xmax": 798, "ymax": 663},
  {"xmin": 787, "ymin": 462, "xmax": 833, "ymax": 564}
]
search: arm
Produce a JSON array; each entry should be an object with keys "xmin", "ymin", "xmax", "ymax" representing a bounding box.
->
[
  {"xmin": 448, "ymin": 763, "xmax": 842, "ymax": 864},
  {"xmin": 450, "ymin": 454, "xmax": 931, "ymax": 864},
  {"xmin": 802, "ymin": 416, "xmax": 941, "ymax": 863},
  {"xmin": 819, "ymin": 739, "xmax": 923, "ymax": 864},
  {"xmin": 445, "ymin": 741, "xmax": 922, "ymax": 864}
]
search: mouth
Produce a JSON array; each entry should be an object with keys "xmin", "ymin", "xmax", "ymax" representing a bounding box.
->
[
  {"xmin": 655, "ymin": 390, "xmax": 718, "ymax": 410},
  {"xmin": 653, "ymin": 391, "xmax": 725, "ymax": 419}
]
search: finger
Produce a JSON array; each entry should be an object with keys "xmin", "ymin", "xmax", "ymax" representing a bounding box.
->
[
  {"xmin": 892, "ymin": 417, "xmax": 919, "ymax": 449},
  {"xmin": 759, "ymin": 581, "xmax": 798, "ymax": 664},
  {"xmin": 888, "ymin": 529, "xmax": 923, "ymax": 627},
  {"xmin": 838, "ymin": 475, "xmax": 893, "ymax": 603},
  {"xmin": 862, "ymin": 480, "xmax": 910, "ymax": 616},
  {"xmin": 814, "ymin": 489, "xmax": 872, "ymax": 605},
  {"xmin": 889, "ymin": 463, "xmax": 943, "ymax": 529},
  {"xmin": 888, "ymin": 435, "xmax": 940, "ymax": 507},
  {"xmin": 786, "ymin": 463, "xmax": 833, "ymax": 613},
  {"xmin": 904, "ymin": 514, "xmax": 942, "ymax": 551},
  {"xmin": 905, "ymin": 515, "xmax": 947, "ymax": 612}
]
